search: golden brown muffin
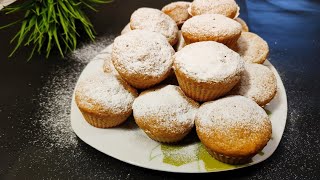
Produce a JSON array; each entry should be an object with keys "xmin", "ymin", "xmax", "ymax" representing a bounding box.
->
[
  {"xmin": 112, "ymin": 30, "xmax": 175, "ymax": 89},
  {"xmin": 195, "ymin": 96, "xmax": 272, "ymax": 164},
  {"xmin": 133, "ymin": 85, "xmax": 199, "ymax": 143},
  {"xmin": 162, "ymin": 1, "xmax": 191, "ymax": 27},
  {"xmin": 75, "ymin": 60, "xmax": 138, "ymax": 128},
  {"xmin": 190, "ymin": 0, "xmax": 239, "ymax": 18},
  {"xmin": 130, "ymin": 7, "xmax": 179, "ymax": 45},
  {"xmin": 173, "ymin": 41, "xmax": 244, "ymax": 102},
  {"xmin": 181, "ymin": 14, "xmax": 242, "ymax": 47},
  {"xmin": 233, "ymin": 32, "xmax": 269, "ymax": 64},
  {"xmin": 228, "ymin": 63, "xmax": 277, "ymax": 106},
  {"xmin": 234, "ymin": 17, "xmax": 249, "ymax": 32}
]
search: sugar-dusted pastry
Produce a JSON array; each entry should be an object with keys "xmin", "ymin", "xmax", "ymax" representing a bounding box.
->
[
  {"xmin": 92, "ymin": 43, "xmax": 119, "ymax": 76},
  {"xmin": 162, "ymin": 1, "xmax": 191, "ymax": 26},
  {"xmin": 234, "ymin": 17, "xmax": 249, "ymax": 32},
  {"xmin": 130, "ymin": 7, "xmax": 179, "ymax": 45},
  {"xmin": 133, "ymin": 85, "xmax": 199, "ymax": 143},
  {"xmin": 190, "ymin": 0, "xmax": 239, "ymax": 18},
  {"xmin": 195, "ymin": 95, "xmax": 272, "ymax": 164},
  {"xmin": 181, "ymin": 14, "xmax": 242, "ymax": 47},
  {"xmin": 173, "ymin": 41, "xmax": 244, "ymax": 102},
  {"xmin": 233, "ymin": 32, "xmax": 269, "ymax": 64},
  {"xmin": 112, "ymin": 30, "xmax": 175, "ymax": 89},
  {"xmin": 75, "ymin": 60, "xmax": 138, "ymax": 128},
  {"xmin": 229, "ymin": 63, "xmax": 277, "ymax": 106},
  {"xmin": 102, "ymin": 53, "xmax": 118, "ymax": 75}
]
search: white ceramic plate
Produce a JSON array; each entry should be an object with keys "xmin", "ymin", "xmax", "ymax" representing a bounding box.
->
[{"xmin": 71, "ymin": 49, "xmax": 287, "ymax": 173}]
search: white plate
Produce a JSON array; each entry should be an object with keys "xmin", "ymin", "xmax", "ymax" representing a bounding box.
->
[{"xmin": 70, "ymin": 50, "xmax": 287, "ymax": 173}]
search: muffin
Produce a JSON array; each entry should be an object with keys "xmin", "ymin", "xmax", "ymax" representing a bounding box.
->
[
  {"xmin": 102, "ymin": 53, "xmax": 119, "ymax": 75},
  {"xmin": 235, "ymin": 17, "xmax": 249, "ymax": 32},
  {"xmin": 174, "ymin": 30, "xmax": 186, "ymax": 52},
  {"xmin": 173, "ymin": 41, "xmax": 244, "ymax": 102},
  {"xmin": 162, "ymin": 1, "xmax": 191, "ymax": 27},
  {"xmin": 181, "ymin": 14, "xmax": 242, "ymax": 47},
  {"xmin": 93, "ymin": 43, "xmax": 118, "ymax": 76},
  {"xmin": 229, "ymin": 63, "xmax": 277, "ymax": 106},
  {"xmin": 190, "ymin": 0, "xmax": 239, "ymax": 19},
  {"xmin": 121, "ymin": 23, "xmax": 131, "ymax": 34},
  {"xmin": 233, "ymin": 32, "xmax": 269, "ymax": 64},
  {"xmin": 75, "ymin": 60, "xmax": 138, "ymax": 128},
  {"xmin": 133, "ymin": 85, "xmax": 199, "ymax": 143},
  {"xmin": 112, "ymin": 30, "xmax": 175, "ymax": 89},
  {"xmin": 130, "ymin": 7, "xmax": 179, "ymax": 45},
  {"xmin": 195, "ymin": 95, "xmax": 272, "ymax": 164}
]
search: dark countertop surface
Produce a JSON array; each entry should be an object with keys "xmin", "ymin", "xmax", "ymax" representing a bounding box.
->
[{"xmin": 0, "ymin": 0, "xmax": 320, "ymax": 179}]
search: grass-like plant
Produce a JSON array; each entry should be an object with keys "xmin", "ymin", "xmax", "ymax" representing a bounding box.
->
[{"xmin": 0, "ymin": 0, "xmax": 112, "ymax": 60}]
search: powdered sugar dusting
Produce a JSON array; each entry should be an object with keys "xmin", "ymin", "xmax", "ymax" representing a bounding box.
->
[
  {"xmin": 182, "ymin": 14, "xmax": 241, "ymax": 38},
  {"xmin": 102, "ymin": 53, "xmax": 119, "ymax": 75},
  {"xmin": 161, "ymin": 1, "xmax": 191, "ymax": 25},
  {"xmin": 71, "ymin": 36, "xmax": 115, "ymax": 63},
  {"xmin": 37, "ymin": 35, "xmax": 115, "ymax": 149},
  {"xmin": 81, "ymin": 43, "xmax": 119, "ymax": 75},
  {"xmin": 133, "ymin": 85, "xmax": 199, "ymax": 133},
  {"xmin": 112, "ymin": 30, "xmax": 174, "ymax": 78},
  {"xmin": 76, "ymin": 60, "xmax": 137, "ymax": 114},
  {"xmin": 234, "ymin": 32, "xmax": 269, "ymax": 64},
  {"xmin": 190, "ymin": 0, "xmax": 239, "ymax": 18},
  {"xmin": 196, "ymin": 95, "xmax": 269, "ymax": 134},
  {"xmin": 130, "ymin": 7, "xmax": 178, "ymax": 45},
  {"xmin": 229, "ymin": 63, "xmax": 277, "ymax": 106},
  {"xmin": 174, "ymin": 41, "xmax": 244, "ymax": 82}
]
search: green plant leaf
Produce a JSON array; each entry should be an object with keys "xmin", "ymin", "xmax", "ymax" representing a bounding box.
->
[
  {"xmin": 0, "ymin": 20, "xmax": 21, "ymax": 30},
  {"xmin": 1, "ymin": 0, "xmax": 112, "ymax": 60}
]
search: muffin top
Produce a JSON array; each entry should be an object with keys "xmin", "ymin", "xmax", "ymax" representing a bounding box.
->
[
  {"xmin": 195, "ymin": 95, "xmax": 272, "ymax": 157},
  {"xmin": 229, "ymin": 63, "xmax": 277, "ymax": 106},
  {"xmin": 133, "ymin": 85, "xmax": 199, "ymax": 134},
  {"xmin": 234, "ymin": 17, "xmax": 249, "ymax": 32},
  {"xmin": 233, "ymin": 32, "xmax": 269, "ymax": 64},
  {"xmin": 75, "ymin": 60, "xmax": 138, "ymax": 115},
  {"xmin": 112, "ymin": 30, "xmax": 175, "ymax": 79},
  {"xmin": 190, "ymin": 0, "xmax": 239, "ymax": 18},
  {"xmin": 181, "ymin": 14, "xmax": 242, "ymax": 41},
  {"xmin": 130, "ymin": 7, "xmax": 179, "ymax": 45},
  {"xmin": 162, "ymin": 1, "xmax": 191, "ymax": 26},
  {"xmin": 173, "ymin": 41, "xmax": 244, "ymax": 82}
]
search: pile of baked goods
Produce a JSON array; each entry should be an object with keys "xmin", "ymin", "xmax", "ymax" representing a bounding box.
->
[{"xmin": 75, "ymin": 0, "xmax": 277, "ymax": 165}]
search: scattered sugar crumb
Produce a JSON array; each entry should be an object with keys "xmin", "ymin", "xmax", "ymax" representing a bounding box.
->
[{"xmin": 36, "ymin": 35, "xmax": 115, "ymax": 149}]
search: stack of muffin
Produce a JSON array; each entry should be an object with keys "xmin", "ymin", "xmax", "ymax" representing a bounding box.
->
[{"xmin": 75, "ymin": 0, "xmax": 277, "ymax": 165}]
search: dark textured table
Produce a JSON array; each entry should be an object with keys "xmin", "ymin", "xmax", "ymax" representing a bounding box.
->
[{"xmin": 1, "ymin": 0, "xmax": 320, "ymax": 179}]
